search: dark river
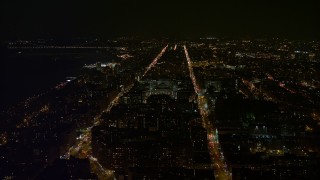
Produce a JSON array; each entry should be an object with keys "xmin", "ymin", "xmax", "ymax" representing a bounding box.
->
[{"xmin": 0, "ymin": 48, "xmax": 112, "ymax": 110}]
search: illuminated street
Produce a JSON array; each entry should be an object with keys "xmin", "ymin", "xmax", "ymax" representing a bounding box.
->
[
  {"xmin": 184, "ymin": 45, "xmax": 232, "ymax": 180},
  {"xmin": 142, "ymin": 45, "xmax": 168, "ymax": 77},
  {"xmin": 64, "ymin": 45, "xmax": 169, "ymax": 179}
]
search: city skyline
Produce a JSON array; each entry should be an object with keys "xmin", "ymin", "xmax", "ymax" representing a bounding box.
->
[
  {"xmin": 1, "ymin": 38, "xmax": 320, "ymax": 179},
  {"xmin": 1, "ymin": 1, "xmax": 320, "ymax": 179}
]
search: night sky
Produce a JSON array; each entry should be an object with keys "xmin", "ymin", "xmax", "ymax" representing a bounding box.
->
[{"xmin": 1, "ymin": 0, "xmax": 319, "ymax": 39}]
